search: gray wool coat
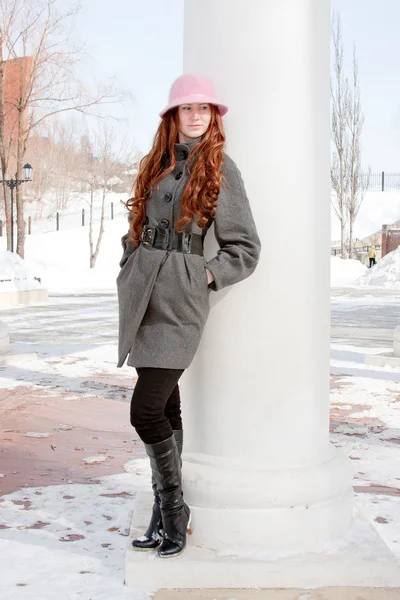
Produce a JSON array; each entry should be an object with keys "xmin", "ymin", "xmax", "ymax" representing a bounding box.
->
[{"xmin": 116, "ymin": 138, "xmax": 261, "ymax": 369}]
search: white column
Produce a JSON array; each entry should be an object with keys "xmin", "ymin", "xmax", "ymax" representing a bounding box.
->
[{"xmin": 181, "ymin": 0, "xmax": 353, "ymax": 555}]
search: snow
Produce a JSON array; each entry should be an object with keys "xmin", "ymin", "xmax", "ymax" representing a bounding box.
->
[
  {"xmin": 23, "ymin": 191, "xmax": 128, "ymax": 223},
  {"xmin": 354, "ymin": 245, "xmax": 400, "ymax": 289},
  {"xmin": 331, "ymin": 256, "xmax": 367, "ymax": 287},
  {"xmin": 0, "ymin": 217, "xmax": 374, "ymax": 293},
  {"xmin": 0, "ymin": 291, "xmax": 398, "ymax": 596},
  {"xmin": 82, "ymin": 456, "xmax": 108, "ymax": 464},
  {"xmin": 0, "ymin": 474, "xmax": 154, "ymax": 600},
  {"xmin": 331, "ymin": 244, "xmax": 400, "ymax": 290},
  {"xmin": 0, "ymin": 215, "xmax": 129, "ymax": 293},
  {"xmin": 0, "ymin": 251, "xmax": 45, "ymax": 293},
  {"xmin": 0, "ymin": 206, "xmax": 399, "ymax": 595}
]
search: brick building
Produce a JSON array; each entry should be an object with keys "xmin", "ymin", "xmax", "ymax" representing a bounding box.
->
[
  {"xmin": 1, "ymin": 56, "xmax": 33, "ymax": 172},
  {"xmin": 382, "ymin": 224, "xmax": 400, "ymax": 257}
]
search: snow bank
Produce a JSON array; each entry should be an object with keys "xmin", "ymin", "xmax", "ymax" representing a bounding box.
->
[
  {"xmin": 0, "ymin": 216, "xmax": 129, "ymax": 293},
  {"xmin": 331, "ymin": 256, "xmax": 367, "ymax": 287},
  {"xmin": 354, "ymin": 245, "xmax": 400, "ymax": 289},
  {"xmin": 0, "ymin": 251, "xmax": 45, "ymax": 293}
]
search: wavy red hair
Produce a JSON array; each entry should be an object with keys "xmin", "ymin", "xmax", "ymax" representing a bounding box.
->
[{"xmin": 126, "ymin": 104, "xmax": 226, "ymax": 244}]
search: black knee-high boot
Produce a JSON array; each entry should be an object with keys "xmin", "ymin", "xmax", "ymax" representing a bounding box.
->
[
  {"xmin": 131, "ymin": 430, "xmax": 184, "ymax": 551},
  {"xmin": 145, "ymin": 433, "xmax": 190, "ymax": 558}
]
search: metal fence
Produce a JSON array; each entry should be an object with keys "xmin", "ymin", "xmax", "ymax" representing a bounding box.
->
[
  {"xmin": 364, "ymin": 171, "xmax": 400, "ymax": 192},
  {"xmin": 331, "ymin": 244, "xmax": 382, "ymax": 256},
  {"xmin": 0, "ymin": 200, "xmax": 127, "ymax": 237},
  {"xmin": 1, "ymin": 172, "xmax": 399, "ymax": 239}
]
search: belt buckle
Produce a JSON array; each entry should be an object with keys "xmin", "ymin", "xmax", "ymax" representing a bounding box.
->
[
  {"xmin": 158, "ymin": 227, "xmax": 171, "ymax": 250},
  {"xmin": 181, "ymin": 231, "xmax": 192, "ymax": 254},
  {"xmin": 140, "ymin": 227, "xmax": 155, "ymax": 245}
]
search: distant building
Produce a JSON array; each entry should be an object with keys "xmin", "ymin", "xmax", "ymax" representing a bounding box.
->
[
  {"xmin": 382, "ymin": 224, "xmax": 400, "ymax": 257},
  {"xmin": 1, "ymin": 56, "xmax": 33, "ymax": 173}
]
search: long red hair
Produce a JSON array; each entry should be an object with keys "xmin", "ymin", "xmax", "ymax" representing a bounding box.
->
[{"xmin": 126, "ymin": 105, "xmax": 226, "ymax": 244}]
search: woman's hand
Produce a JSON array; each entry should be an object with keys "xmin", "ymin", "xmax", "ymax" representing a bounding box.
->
[{"xmin": 205, "ymin": 268, "xmax": 214, "ymax": 285}]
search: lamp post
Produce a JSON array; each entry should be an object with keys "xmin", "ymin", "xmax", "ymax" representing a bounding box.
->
[{"xmin": 0, "ymin": 163, "xmax": 33, "ymax": 253}]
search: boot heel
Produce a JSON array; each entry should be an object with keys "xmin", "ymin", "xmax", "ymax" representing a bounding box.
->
[{"xmin": 187, "ymin": 514, "xmax": 193, "ymax": 535}]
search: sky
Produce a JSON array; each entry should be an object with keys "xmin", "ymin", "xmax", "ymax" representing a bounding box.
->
[
  {"xmin": 74, "ymin": 0, "xmax": 184, "ymax": 155},
  {"xmin": 74, "ymin": 0, "xmax": 400, "ymax": 170}
]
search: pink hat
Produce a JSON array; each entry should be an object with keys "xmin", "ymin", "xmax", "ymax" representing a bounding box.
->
[{"xmin": 160, "ymin": 74, "xmax": 228, "ymax": 118}]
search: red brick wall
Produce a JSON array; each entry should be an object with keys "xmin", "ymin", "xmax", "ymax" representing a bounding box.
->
[
  {"xmin": 1, "ymin": 56, "xmax": 33, "ymax": 171},
  {"xmin": 382, "ymin": 224, "xmax": 400, "ymax": 257}
]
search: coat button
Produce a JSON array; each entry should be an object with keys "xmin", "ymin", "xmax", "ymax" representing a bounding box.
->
[
  {"xmin": 175, "ymin": 171, "xmax": 183, "ymax": 180},
  {"xmin": 164, "ymin": 193, "xmax": 172, "ymax": 202},
  {"xmin": 159, "ymin": 218, "xmax": 169, "ymax": 227},
  {"xmin": 180, "ymin": 150, "xmax": 189, "ymax": 160}
]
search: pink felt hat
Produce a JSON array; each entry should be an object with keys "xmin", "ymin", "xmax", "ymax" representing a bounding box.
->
[{"xmin": 160, "ymin": 74, "xmax": 228, "ymax": 118}]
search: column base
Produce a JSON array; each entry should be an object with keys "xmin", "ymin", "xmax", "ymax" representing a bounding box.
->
[
  {"xmin": 181, "ymin": 448, "xmax": 353, "ymax": 554},
  {"xmin": 125, "ymin": 493, "xmax": 400, "ymax": 590}
]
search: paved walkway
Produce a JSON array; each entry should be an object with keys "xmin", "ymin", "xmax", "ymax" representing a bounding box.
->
[
  {"xmin": 331, "ymin": 287, "xmax": 400, "ymax": 347},
  {"xmin": 1, "ymin": 290, "xmax": 399, "ymax": 596},
  {"xmin": 0, "ymin": 292, "xmax": 142, "ymax": 495},
  {"xmin": 1, "ymin": 287, "xmax": 400, "ymax": 496},
  {"xmin": 2, "ymin": 287, "xmax": 399, "ymax": 347},
  {"xmin": 3, "ymin": 288, "xmax": 399, "ymax": 347}
]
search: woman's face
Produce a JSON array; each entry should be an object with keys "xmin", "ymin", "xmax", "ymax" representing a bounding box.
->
[{"xmin": 178, "ymin": 103, "xmax": 212, "ymax": 143}]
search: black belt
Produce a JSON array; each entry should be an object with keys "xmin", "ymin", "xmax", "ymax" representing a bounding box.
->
[{"xmin": 139, "ymin": 226, "xmax": 204, "ymax": 256}]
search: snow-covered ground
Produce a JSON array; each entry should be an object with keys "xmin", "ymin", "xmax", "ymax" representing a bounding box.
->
[
  {"xmin": 0, "ymin": 474, "xmax": 153, "ymax": 600},
  {"xmin": 0, "ymin": 289, "xmax": 399, "ymax": 598},
  {"xmin": 0, "ymin": 221, "xmax": 400, "ymax": 598},
  {"xmin": 0, "ymin": 212, "xmax": 392, "ymax": 293},
  {"xmin": 0, "ymin": 214, "xmax": 129, "ymax": 293},
  {"xmin": 22, "ymin": 191, "xmax": 129, "ymax": 235},
  {"xmin": 0, "ymin": 251, "xmax": 45, "ymax": 293},
  {"xmin": 331, "ymin": 256, "xmax": 368, "ymax": 287}
]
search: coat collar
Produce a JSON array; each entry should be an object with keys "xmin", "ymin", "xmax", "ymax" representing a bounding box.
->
[
  {"xmin": 173, "ymin": 136, "xmax": 202, "ymax": 159},
  {"xmin": 161, "ymin": 137, "xmax": 202, "ymax": 170}
]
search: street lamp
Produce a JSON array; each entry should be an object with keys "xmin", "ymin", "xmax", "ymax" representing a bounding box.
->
[
  {"xmin": 24, "ymin": 163, "xmax": 33, "ymax": 181},
  {"xmin": 0, "ymin": 163, "xmax": 33, "ymax": 253}
]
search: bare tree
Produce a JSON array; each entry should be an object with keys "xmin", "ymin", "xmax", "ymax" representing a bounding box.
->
[
  {"xmin": 78, "ymin": 122, "xmax": 136, "ymax": 268},
  {"xmin": 25, "ymin": 118, "xmax": 80, "ymax": 214},
  {"xmin": 0, "ymin": 0, "xmax": 128, "ymax": 258},
  {"xmin": 331, "ymin": 12, "xmax": 369, "ymax": 259},
  {"xmin": 345, "ymin": 46, "xmax": 370, "ymax": 257},
  {"xmin": 0, "ymin": 0, "xmax": 20, "ymax": 250},
  {"xmin": 77, "ymin": 131, "xmax": 97, "ymax": 267},
  {"xmin": 331, "ymin": 12, "xmax": 350, "ymax": 258},
  {"xmin": 0, "ymin": 32, "xmax": 9, "ymax": 247}
]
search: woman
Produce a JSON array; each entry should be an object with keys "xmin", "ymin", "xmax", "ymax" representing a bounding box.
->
[{"xmin": 117, "ymin": 74, "xmax": 261, "ymax": 558}]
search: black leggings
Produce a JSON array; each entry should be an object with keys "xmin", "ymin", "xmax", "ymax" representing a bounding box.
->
[{"xmin": 130, "ymin": 367, "xmax": 184, "ymax": 444}]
